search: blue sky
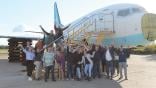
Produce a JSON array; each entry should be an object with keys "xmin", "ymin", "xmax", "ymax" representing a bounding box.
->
[{"xmin": 0, "ymin": 0, "xmax": 156, "ymax": 45}]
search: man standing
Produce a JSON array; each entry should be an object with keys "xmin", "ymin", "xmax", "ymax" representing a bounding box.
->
[
  {"xmin": 101, "ymin": 46, "xmax": 107, "ymax": 75},
  {"xmin": 42, "ymin": 46, "xmax": 56, "ymax": 82},
  {"xmin": 105, "ymin": 46, "xmax": 114, "ymax": 80},
  {"xmin": 118, "ymin": 45, "xmax": 128, "ymax": 80},
  {"xmin": 93, "ymin": 45, "xmax": 101, "ymax": 78},
  {"xmin": 19, "ymin": 44, "xmax": 35, "ymax": 81}
]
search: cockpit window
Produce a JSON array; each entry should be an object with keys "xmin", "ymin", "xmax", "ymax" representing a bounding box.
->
[
  {"xmin": 117, "ymin": 8, "xmax": 130, "ymax": 17},
  {"xmin": 132, "ymin": 8, "xmax": 141, "ymax": 13}
]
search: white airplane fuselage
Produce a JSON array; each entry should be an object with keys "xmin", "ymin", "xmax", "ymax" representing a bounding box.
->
[{"xmin": 63, "ymin": 4, "xmax": 156, "ymax": 46}]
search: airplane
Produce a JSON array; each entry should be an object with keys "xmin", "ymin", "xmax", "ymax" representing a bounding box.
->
[
  {"xmin": 52, "ymin": 2, "xmax": 156, "ymax": 47},
  {"xmin": 0, "ymin": 2, "xmax": 156, "ymax": 47}
]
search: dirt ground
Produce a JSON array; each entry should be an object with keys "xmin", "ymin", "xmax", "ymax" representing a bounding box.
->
[{"xmin": 0, "ymin": 54, "xmax": 156, "ymax": 88}]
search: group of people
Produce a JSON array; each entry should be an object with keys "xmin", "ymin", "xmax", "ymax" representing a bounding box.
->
[{"xmin": 19, "ymin": 38, "xmax": 130, "ymax": 82}]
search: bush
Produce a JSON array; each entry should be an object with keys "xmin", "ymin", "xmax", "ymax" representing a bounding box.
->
[
  {"xmin": 145, "ymin": 45, "xmax": 156, "ymax": 54},
  {"xmin": 131, "ymin": 48, "xmax": 145, "ymax": 54},
  {"xmin": 131, "ymin": 44, "xmax": 156, "ymax": 54},
  {"xmin": 0, "ymin": 45, "xmax": 8, "ymax": 49}
]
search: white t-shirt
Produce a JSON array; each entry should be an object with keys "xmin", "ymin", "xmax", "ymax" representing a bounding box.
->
[{"xmin": 106, "ymin": 49, "xmax": 112, "ymax": 61}]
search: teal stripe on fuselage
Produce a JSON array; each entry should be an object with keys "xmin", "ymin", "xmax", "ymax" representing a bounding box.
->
[{"xmin": 101, "ymin": 33, "xmax": 149, "ymax": 46}]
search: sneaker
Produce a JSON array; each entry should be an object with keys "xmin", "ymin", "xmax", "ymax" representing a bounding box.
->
[
  {"xmin": 66, "ymin": 78, "xmax": 69, "ymax": 81},
  {"xmin": 52, "ymin": 79, "xmax": 56, "ymax": 81},
  {"xmin": 106, "ymin": 76, "xmax": 109, "ymax": 79},
  {"xmin": 118, "ymin": 77, "xmax": 123, "ymax": 80},
  {"xmin": 110, "ymin": 77, "xmax": 113, "ymax": 80},
  {"xmin": 77, "ymin": 78, "xmax": 81, "ymax": 81},
  {"xmin": 125, "ymin": 77, "xmax": 128, "ymax": 80},
  {"xmin": 28, "ymin": 77, "xmax": 32, "ymax": 81},
  {"xmin": 98, "ymin": 75, "xmax": 101, "ymax": 78},
  {"xmin": 88, "ymin": 77, "xmax": 91, "ymax": 81},
  {"xmin": 35, "ymin": 78, "xmax": 40, "ymax": 81},
  {"xmin": 85, "ymin": 77, "xmax": 88, "ymax": 80},
  {"xmin": 45, "ymin": 79, "xmax": 47, "ymax": 82}
]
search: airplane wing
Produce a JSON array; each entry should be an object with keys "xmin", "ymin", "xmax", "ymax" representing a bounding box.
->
[
  {"xmin": 0, "ymin": 24, "xmax": 44, "ymax": 40},
  {"xmin": 0, "ymin": 32, "xmax": 43, "ymax": 40},
  {"xmin": 24, "ymin": 31, "xmax": 43, "ymax": 34}
]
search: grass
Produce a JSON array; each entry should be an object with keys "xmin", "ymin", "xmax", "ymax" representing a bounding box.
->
[{"xmin": 0, "ymin": 49, "xmax": 8, "ymax": 54}]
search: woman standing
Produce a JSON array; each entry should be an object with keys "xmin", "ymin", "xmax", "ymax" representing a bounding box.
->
[
  {"xmin": 56, "ymin": 46, "xmax": 65, "ymax": 80},
  {"xmin": 81, "ymin": 45, "xmax": 95, "ymax": 81}
]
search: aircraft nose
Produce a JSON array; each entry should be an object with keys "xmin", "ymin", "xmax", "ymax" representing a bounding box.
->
[{"xmin": 141, "ymin": 13, "xmax": 156, "ymax": 41}]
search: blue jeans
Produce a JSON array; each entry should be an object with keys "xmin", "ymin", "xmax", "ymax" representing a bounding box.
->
[
  {"xmin": 76, "ymin": 67, "xmax": 81, "ymax": 79},
  {"xmin": 84, "ymin": 64, "xmax": 93, "ymax": 77},
  {"xmin": 106, "ymin": 61, "xmax": 113, "ymax": 78}
]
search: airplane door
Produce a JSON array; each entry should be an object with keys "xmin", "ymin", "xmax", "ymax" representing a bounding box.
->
[{"xmin": 95, "ymin": 14, "xmax": 114, "ymax": 32}]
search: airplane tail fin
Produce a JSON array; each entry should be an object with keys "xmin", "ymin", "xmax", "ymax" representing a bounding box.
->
[
  {"xmin": 54, "ymin": 2, "xmax": 70, "ymax": 31},
  {"xmin": 54, "ymin": 2, "xmax": 63, "ymax": 28}
]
